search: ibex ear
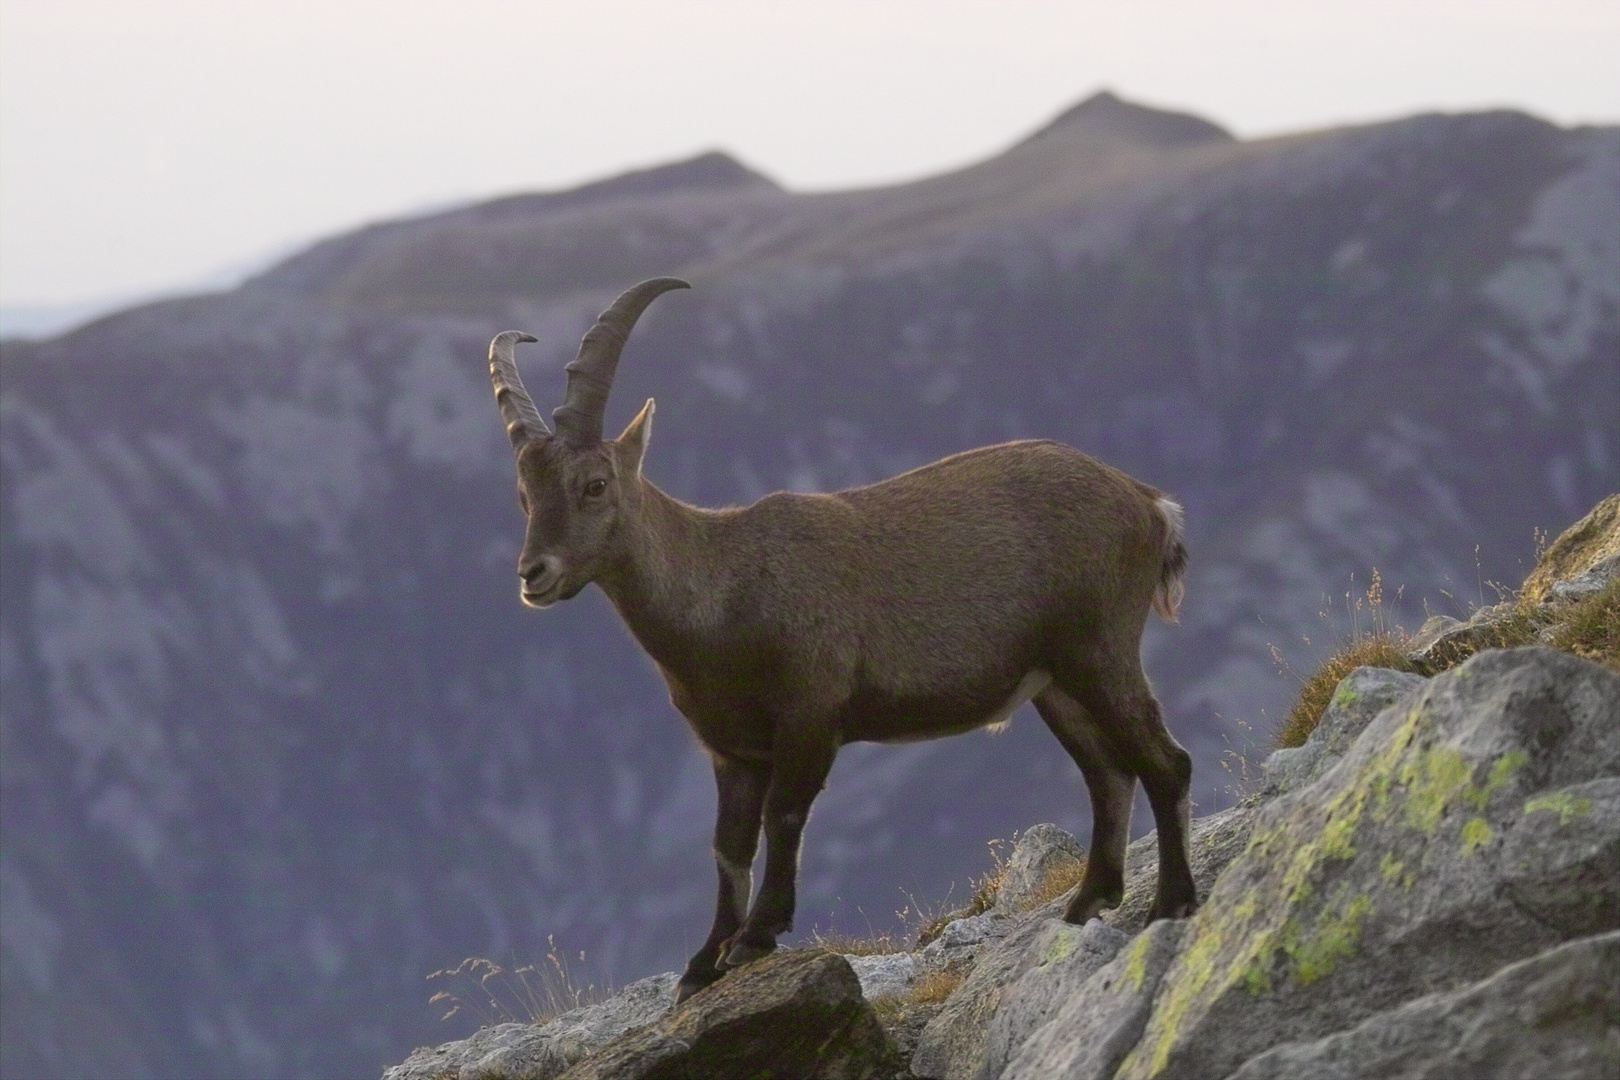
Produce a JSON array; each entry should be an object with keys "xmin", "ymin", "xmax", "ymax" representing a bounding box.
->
[{"xmin": 616, "ymin": 398, "xmax": 655, "ymax": 474}]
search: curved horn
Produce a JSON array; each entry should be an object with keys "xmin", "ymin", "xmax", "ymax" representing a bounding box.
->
[
  {"xmin": 553, "ymin": 277, "xmax": 690, "ymax": 444},
  {"xmin": 489, "ymin": 330, "xmax": 549, "ymax": 451}
]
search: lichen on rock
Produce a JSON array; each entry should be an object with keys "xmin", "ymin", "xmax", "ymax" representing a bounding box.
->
[{"xmin": 1115, "ymin": 647, "xmax": 1620, "ymax": 1080}]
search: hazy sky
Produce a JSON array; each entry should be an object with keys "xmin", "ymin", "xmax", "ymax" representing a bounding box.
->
[{"xmin": 3, "ymin": 0, "xmax": 1617, "ymax": 307}]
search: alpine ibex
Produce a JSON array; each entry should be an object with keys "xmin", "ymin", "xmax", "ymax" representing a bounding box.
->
[{"xmin": 488, "ymin": 278, "xmax": 1195, "ymax": 1003}]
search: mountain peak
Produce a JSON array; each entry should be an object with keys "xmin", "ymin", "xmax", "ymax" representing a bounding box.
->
[
  {"xmin": 471, "ymin": 151, "xmax": 780, "ymax": 222},
  {"xmin": 1022, "ymin": 90, "xmax": 1233, "ymax": 147}
]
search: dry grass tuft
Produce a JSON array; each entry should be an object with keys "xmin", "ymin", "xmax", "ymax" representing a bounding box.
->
[
  {"xmin": 1274, "ymin": 633, "xmax": 1417, "ymax": 749},
  {"xmin": 963, "ymin": 866, "xmax": 1005, "ymax": 919},
  {"xmin": 871, "ymin": 995, "xmax": 908, "ymax": 1025},
  {"xmin": 1273, "ymin": 569, "xmax": 1419, "ymax": 749},
  {"xmin": 1023, "ymin": 855, "xmax": 1088, "ymax": 910},
  {"xmin": 904, "ymin": 966, "xmax": 966, "ymax": 1005},
  {"xmin": 1549, "ymin": 575, "xmax": 1620, "ymax": 670},
  {"xmin": 426, "ymin": 938, "xmax": 598, "ymax": 1027},
  {"xmin": 914, "ymin": 839, "xmax": 1010, "ymax": 947},
  {"xmin": 1408, "ymin": 603, "xmax": 1541, "ymax": 675},
  {"xmin": 809, "ymin": 928, "xmax": 907, "ymax": 957}
]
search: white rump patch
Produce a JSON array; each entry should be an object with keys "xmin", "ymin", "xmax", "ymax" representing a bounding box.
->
[
  {"xmin": 1155, "ymin": 497, "xmax": 1185, "ymax": 542},
  {"xmin": 985, "ymin": 670, "xmax": 1053, "ymax": 734}
]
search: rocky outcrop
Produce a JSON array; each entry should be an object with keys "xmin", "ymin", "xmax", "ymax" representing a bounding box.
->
[
  {"xmin": 992, "ymin": 824, "xmax": 1086, "ymax": 916},
  {"xmin": 383, "ymin": 973, "xmax": 677, "ymax": 1080},
  {"xmin": 378, "ymin": 643, "xmax": 1617, "ymax": 1080},
  {"xmin": 557, "ymin": 949, "xmax": 897, "ymax": 1080},
  {"xmin": 1254, "ymin": 667, "xmax": 1425, "ymax": 800},
  {"xmin": 1000, "ymin": 919, "xmax": 1188, "ymax": 1080},
  {"xmin": 1520, "ymin": 493, "xmax": 1620, "ymax": 604},
  {"xmin": 1407, "ymin": 497, "xmax": 1620, "ymax": 675},
  {"xmin": 1226, "ymin": 931, "xmax": 1620, "ymax": 1080},
  {"xmin": 1116, "ymin": 646, "xmax": 1619, "ymax": 1079},
  {"xmin": 910, "ymin": 918, "xmax": 1125, "ymax": 1080}
]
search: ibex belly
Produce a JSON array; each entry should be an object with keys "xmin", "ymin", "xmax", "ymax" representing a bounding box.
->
[
  {"xmin": 984, "ymin": 669, "xmax": 1054, "ymax": 732},
  {"xmin": 846, "ymin": 669, "xmax": 1052, "ymax": 744}
]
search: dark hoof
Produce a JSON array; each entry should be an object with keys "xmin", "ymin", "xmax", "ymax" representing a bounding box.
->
[
  {"xmin": 674, "ymin": 959, "xmax": 724, "ymax": 1003},
  {"xmin": 1062, "ymin": 884, "xmax": 1123, "ymax": 924},
  {"xmin": 1147, "ymin": 895, "xmax": 1199, "ymax": 921},
  {"xmin": 673, "ymin": 974, "xmax": 715, "ymax": 1005},
  {"xmin": 719, "ymin": 938, "xmax": 776, "ymax": 969}
]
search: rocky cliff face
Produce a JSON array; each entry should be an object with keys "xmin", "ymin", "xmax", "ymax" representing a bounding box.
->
[
  {"xmin": 381, "ymin": 644, "xmax": 1618, "ymax": 1079},
  {"xmin": 3, "ymin": 93, "xmax": 1616, "ymax": 1079}
]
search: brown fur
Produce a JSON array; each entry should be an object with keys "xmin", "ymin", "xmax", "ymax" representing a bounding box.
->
[{"xmin": 489, "ymin": 287, "xmax": 1195, "ymax": 1004}]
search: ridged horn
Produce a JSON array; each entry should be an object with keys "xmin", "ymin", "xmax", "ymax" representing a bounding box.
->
[
  {"xmin": 489, "ymin": 330, "xmax": 549, "ymax": 451},
  {"xmin": 553, "ymin": 278, "xmax": 690, "ymax": 444}
]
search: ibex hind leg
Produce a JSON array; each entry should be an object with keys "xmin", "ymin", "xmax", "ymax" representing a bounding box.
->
[
  {"xmin": 1034, "ymin": 688, "xmax": 1136, "ymax": 922},
  {"xmin": 676, "ymin": 755, "xmax": 769, "ymax": 1004},
  {"xmin": 1055, "ymin": 657, "xmax": 1198, "ymax": 922}
]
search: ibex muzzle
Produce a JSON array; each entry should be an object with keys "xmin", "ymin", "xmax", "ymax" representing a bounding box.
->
[{"xmin": 487, "ymin": 279, "xmax": 1194, "ymax": 1004}]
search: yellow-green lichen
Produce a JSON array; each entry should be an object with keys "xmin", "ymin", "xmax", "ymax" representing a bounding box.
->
[
  {"xmin": 1471, "ymin": 750, "xmax": 1528, "ymax": 810},
  {"xmin": 1524, "ymin": 791, "xmax": 1594, "ymax": 826},
  {"xmin": 1240, "ymin": 949, "xmax": 1272, "ymax": 996},
  {"xmin": 1121, "ymin": 930, "xmax": 1155, "ymax": 992},
  {"xmin": 1331, "ymin": 683, "xmax": 1361, "ymax": 709},
  {"xmin": 1041, "ymin": 925, "xmax": 1078, "ymax": 966},
  {"xmin": 1319, "ymin": 811, "xmax": 1359, "ymax": 861},
  {"xmin": 1460, "ymin": 817, "xmax": 1494, "ymax": 855},
  {"xmin": 1118, "ymin": 696, "xmax": 1488, "ymax": 1079},
  {"xmin": 1288, "ymin": 893, "xmax": 1374, "ymax": 984},
  {"xmin": 1401, "ymin": 746, "xmax": 1473, "ymax": 832},
  {"xmin": 1119, "ymin": 896, "xmax": 1245, "ymax": 1077},
  {"xmin": 1397, "ymin": 746, "xmax": 1528, "ymax": 833}
]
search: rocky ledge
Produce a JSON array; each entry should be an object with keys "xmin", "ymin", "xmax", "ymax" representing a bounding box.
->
[{"xmin": 384, "ymin": 529, "xmax": 1619, "ymax": 1080}]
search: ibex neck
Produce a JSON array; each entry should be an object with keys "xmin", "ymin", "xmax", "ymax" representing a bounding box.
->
[{"xmin": 598, "ymin": 479, "xmax": 733, "ymax": 668}]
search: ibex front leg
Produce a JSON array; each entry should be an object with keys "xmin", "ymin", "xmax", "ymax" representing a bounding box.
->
[
  {"xmin": 675, "ymin": 754, "xmax": 770, "ymax": 1003},
  {"xmin": 719, "ymin": 721, "xmax": 837, "ymax": 969}
]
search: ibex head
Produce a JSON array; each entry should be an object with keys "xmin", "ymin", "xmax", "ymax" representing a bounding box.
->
[{"xmin": 488, "ymin": 278, "xmax": 690, "ymax": 608}]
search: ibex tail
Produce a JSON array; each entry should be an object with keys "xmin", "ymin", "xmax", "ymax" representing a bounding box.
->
[{"xmin": 1152, "ymin": 497, "xmax": 1188, "ymax": 622}]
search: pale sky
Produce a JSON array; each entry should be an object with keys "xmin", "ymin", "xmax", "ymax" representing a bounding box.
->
[{"xmin": 2, "ymin": 0, "xmax": 1617, "ymax": 309}]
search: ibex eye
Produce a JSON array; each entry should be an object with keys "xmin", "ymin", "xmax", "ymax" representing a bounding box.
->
[{"xmin": 585, "ymin": 479, "xmax": 608, "ymax": 498}]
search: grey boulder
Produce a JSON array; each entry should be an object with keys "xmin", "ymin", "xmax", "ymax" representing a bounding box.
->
[
  {"xmin": 992, "ymin": 824, "xmax": 1086, "ymax": 916},
  {"xmin": 910, "ymin": 910, "xmax": 1088, "ymax": 1080},
  {"xmin": 1000, "ymin": 918, "xmax": 1189, "ymax": 1080},
  {"xmin": 973, "ymin": 919, "xmax": 1129, "ymax": 1080},
  {"xmin": 916, "ymin": 911, "xmax": 1015, "ymax": 973},
  {"xmin": 912, "ymin": 796, "xmax": 1257, "ymax": 1079},
  {"xmin": 381, "ymin": 972, "xmax": 678, "ymax": 1080},
  {"xmin": 1258, "ymin": 667, "xmax": 1426, "ymax": 799},
  {"xmin": 1227, "ymin": 930, "xmax": 1620, "ymax": 1080},
  {"xmin": 558, "ymin": 949, "xmax": 897, "ymax": 1080},
  {"xmin": 1115, "ymin": 647, "xmax": 1620, "ymax": 1080},
  {"xmin": 844, "ymin": 951, "xmax": 917, "ymax": 1000},
  {"xmin": 1550, "ymin": 554, "xmax": 1618, "ymax": 600}
]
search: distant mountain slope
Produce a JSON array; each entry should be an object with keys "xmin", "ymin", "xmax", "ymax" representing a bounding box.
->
[{"xmin": 3, "ymin": 92, "xmax": 1615, "ymax": 1079}]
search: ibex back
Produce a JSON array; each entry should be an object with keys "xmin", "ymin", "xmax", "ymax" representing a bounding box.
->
[{"xmin": 487, "ymin": 278, "xmax": 1196, "ymax": 1003}]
